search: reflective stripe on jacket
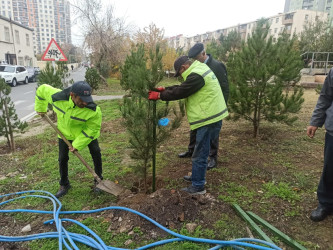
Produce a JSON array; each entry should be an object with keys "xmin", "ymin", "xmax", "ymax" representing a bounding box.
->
[
  {"xmin": 183, "ymin": 60, "xmax": 228, "ymax": 130},
  {"xmin": 35, "ymin": 84, "xmax": 102, "ymax": 150}
]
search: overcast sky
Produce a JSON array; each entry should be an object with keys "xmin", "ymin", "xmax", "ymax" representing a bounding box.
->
[{"xmin": 71, "ymin": 0, "xmax": 286, "ymax": 45}]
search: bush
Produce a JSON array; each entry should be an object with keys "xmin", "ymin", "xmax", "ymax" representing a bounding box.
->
[
  {"xmin": 85, "ymin": 68, "xmax": 101, "ymax": 91},
  {"xmin": 37, "ymin": 62, "xmax": 63, "ymax": 89}
]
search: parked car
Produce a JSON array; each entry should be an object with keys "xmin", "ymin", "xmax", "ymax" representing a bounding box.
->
[
  {"xmin": 0, "ymin": 65, "xmax": 29, "ymax": 87},
  {"xmin": 26, "ymin": 67, "xmax": 40, "ymax": 82}
]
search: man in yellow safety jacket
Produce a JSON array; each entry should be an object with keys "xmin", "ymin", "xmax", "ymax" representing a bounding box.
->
[
  {"xmin": 148, "ymin": 55, "xmax": 228, "ymax": 195},
  {"xmin": 35, "ymin": 81, "xmax": 102, "ymax": 198}
]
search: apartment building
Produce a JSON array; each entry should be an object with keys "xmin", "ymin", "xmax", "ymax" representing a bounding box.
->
[
  {"xmin": 0, "ymin": 15, "xmax": 34, "ymax": 66},
  {"xmin": 0, "ymin": 0, "xmax": 71, "ymax": 55},
  {"xmin": 168, "ymin": 9, "xmax": 328, "ymax": 51},
  {"xmin": 284, "ymin": 0, "xmax": 333, "ymax": 24}
]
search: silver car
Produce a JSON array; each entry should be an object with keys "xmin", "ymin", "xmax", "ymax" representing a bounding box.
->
[{"xmin": 0, "ymin": 65, "xmax": 29, "ymax": 87}]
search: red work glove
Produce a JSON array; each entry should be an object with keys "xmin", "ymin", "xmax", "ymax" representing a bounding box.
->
[
  {"xmin": 154, "ymin": 86, "xmax": 165, "ymax": 92},
  {"xmin": 148, "ymin": 91, "xmax": 160, "ymax": 100}
]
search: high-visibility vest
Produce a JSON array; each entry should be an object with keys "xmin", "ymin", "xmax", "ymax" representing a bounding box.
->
[{"xmin": 183, "ymin": 60, "xmax": 228, "ymax": 130}]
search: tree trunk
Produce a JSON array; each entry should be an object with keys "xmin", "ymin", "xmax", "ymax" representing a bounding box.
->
[
  {"xmin": 253, "ymin": 121, "xmax": 259, "ymax": 138},
  {"xmin": 4, "ymin": 99, "xmax": 15, "ymax": 151},
  {"xmin": 143, "ymin": 159, "xmax": 147, "ymax": 192}
]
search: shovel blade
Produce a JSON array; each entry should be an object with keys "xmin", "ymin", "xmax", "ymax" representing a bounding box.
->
[{"xmin": 96, "ymin": 180, "xmax": 126, "ymax": 196}]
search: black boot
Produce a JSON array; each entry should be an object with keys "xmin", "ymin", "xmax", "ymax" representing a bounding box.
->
[
  {"xmin": 207, "ymin": 158, "xmax": 217, "ymax": 170},
  {"xmin": 178, "ymin": 150, "xmax": 193, "ymax": 158},
  {"xmin": 55, "ymin": 184, "xmax": 71, "ymax": 198},
  {"xmin": 93, "ymin": 178, "xmax": 103, "ymax": 193},
  {"xmin": 310, "ymin": 205, "xmax": 333, "ymax": 222}
]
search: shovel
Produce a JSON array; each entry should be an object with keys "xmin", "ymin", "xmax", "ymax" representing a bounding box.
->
[{"xmin": 43, "ymin": 114, "xmax": 126, "ymax": 196}]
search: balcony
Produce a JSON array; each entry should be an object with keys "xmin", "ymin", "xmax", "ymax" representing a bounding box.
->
[{"xmin": 283, "ymin": 18, "xmax": 294, "ymax": 25}]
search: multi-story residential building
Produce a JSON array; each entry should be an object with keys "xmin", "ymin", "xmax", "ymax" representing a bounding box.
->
[
  {"xmin": 284, "ymin": 0, "xmax": 333, "ymax": 24},
  {"xmin": 0, "ymin": 0, "xmax": 71, "ymax": 55},
  {"xmin": 0, "ymin": 15, "xmax": 34, "ymax": 65},
  {"xmin": 168, "ymin": 9, "xmax": 328, "ymax": 51}
]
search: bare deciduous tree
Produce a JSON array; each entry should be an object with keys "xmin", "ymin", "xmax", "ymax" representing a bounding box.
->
[{"xmin": 71, "ymin": 0, "xmax": 133, "ymax": 79}]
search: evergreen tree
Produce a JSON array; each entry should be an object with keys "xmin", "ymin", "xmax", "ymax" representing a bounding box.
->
[
  {"xmin": 120, "ymin": 43, "xmax": 184, "ymax": 192},
  {"xmin": 37, "ymin": 62, "xmax": 63, "ymax": 89},
  {"xmin": 206, "ymin": 30, "xmax": 242, "ymax": 63},
  {"xmin": 37, "ymin": 61, "xmax": 72, "ymax": 89},
  {"xmin": 0, "ymin": 78, "xmax": 27, "ymax": 151},
  {"xmin": 85, "ymin": 67, "xmax": 101, "ymax": 91},
  {"xmin": 299, "ymin": 20, "xmax": 333, "ymax": 53},
  {"xmin": 227, "ymin": 19, "xmax": 304, "ymax": 138}
]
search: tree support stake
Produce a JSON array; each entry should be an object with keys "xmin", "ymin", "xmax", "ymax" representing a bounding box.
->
[
  {"xmin": 232, "ymin": 203, "xmax": 274, "ymax": 244},
  {"xmin": 246, "ymin": 211, "xmax": 307, "ymax": 250}
]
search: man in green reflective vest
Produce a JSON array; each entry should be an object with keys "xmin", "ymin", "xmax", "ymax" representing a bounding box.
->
[
  {"xmin": 148, "ymin": 56, "xmax": 228, "ymax": 195},
  {"xmin": 178, "ymin": 43, "xmax": 229, "ymax": 170},
  {"xmin": 35, "ymin": 81, "xmax": 103, "ymax": 198}
]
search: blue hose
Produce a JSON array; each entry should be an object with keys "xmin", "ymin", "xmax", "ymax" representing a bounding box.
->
[{"xmin": 0, "ymin": 190, "xmax": 282, "ymax": 250}]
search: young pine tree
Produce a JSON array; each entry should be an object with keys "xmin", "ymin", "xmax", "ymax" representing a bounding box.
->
[
  {"xmin": 37, "ymin": 62, "xmax": 63, "ymax": 89},
  {"xmin": 37, "ymin": 61, "xmax": 72, "ymax": 89},
  {"xmin": 85, "ymin": 67, "xmax": 101, "ymax": 91},
  {"xmin": 120, "ymin": 43, "xmax": 184, "ymax": 192},
  {"xmin": 227, "ymin": 19, "xmax": 304, "ymax": 138},
  {"xmin": 0, "ymin": 78, "xmax": 27, "ymax": 151}
]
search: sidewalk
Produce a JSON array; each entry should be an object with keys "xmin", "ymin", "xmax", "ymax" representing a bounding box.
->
[{"xmin": 92, "ymin": 95, "xmax": 123, "ymax": 101}]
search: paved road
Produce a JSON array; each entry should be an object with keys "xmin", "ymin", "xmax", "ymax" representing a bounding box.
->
[
  {"xmin": 8, "ymin": 82, "xmax": 38, "ymax": 122},
  {"xmin": 67, "ymin": 66, "xmax": 86, "ymax": 83},
  {"xmin": 7, "ymin": 66, "xmax": 123, "ymax": 122}
]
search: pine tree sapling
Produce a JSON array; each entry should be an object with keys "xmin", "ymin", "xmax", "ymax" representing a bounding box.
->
[
  {"xmin": 37, "ymin": 62, "xmax": 63, "ymax": 89},
  {"xmin": 120, "ymin": 43, "xmax": 184, "ymax": 192},
  {"xmin": 228, "ymin": 19, "xmax": 304, "ymax": 138},
  {"xmin": 0, "ymin": 78, "xmax": 27, "ymax": 151},
  {"xmin": 85, "ymin": 67, "xmax": 101, "ymax": 91}
]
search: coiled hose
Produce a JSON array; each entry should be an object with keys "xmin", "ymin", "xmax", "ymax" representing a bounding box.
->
[{"xmin": 0, "ymin": 190, "xmax": 282, "ymax": 250}]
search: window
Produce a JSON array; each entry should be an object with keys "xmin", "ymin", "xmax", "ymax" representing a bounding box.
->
[
  {"xmin": 305, "ymin": 14, "xmax": 309, "ymax": 20},
  {"xmin": 26, "ymin": 34, "xmax": 30, "ymax": 46},
  {"xmin": 274, "ymin": 28, "xmax": 278, "ymax": 33},
  {"xmin": 276, "ymin": 17, "xmax": 279, "ymax": 23},
  {"xmin": 4, "ymin": 26, "xmax": 10, "ymax": 42},
  {"xmin": 15, "ymin": 30, "xmax": 20, "ymax": 44}
]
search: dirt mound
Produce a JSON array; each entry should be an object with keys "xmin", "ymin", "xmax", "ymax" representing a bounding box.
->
[{"xmin": 107, "ymin": 189, "xmax": 229, "ymax": 239}]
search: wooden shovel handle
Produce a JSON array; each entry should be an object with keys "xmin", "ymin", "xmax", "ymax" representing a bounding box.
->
[{"xmin": 43, "ymin": 114, "xmax": 101, "ymax": 182}]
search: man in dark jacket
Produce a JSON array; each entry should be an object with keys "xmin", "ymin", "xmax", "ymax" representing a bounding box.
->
[
  {"xmin": 178, "ymin": 43, "xmax": 229, "ymax": 170},
  {"xmin": 307, "ymin": 68, "xmax": 333, "ymax": 221}
]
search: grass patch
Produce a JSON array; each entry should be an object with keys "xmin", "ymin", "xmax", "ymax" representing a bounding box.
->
[
  {"xmin": 262, "ymin": 181, "xmax": 301, "ymax": 202},
  {"xmin": 217, "ymin": 182, "xmax": 257, "ymax": 208}
]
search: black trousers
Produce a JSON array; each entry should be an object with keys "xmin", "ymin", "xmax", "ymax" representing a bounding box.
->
[
  {"xmin": 188, "ymin": 129, "xmax": 219, "ymax": 159},
  {"xmin": 317, "ymin": 133, "xmax": 333, "ymax": 208},
  {"xmin": 58, "ymin": 138, "xmax": 102, "ymax": 186}
]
